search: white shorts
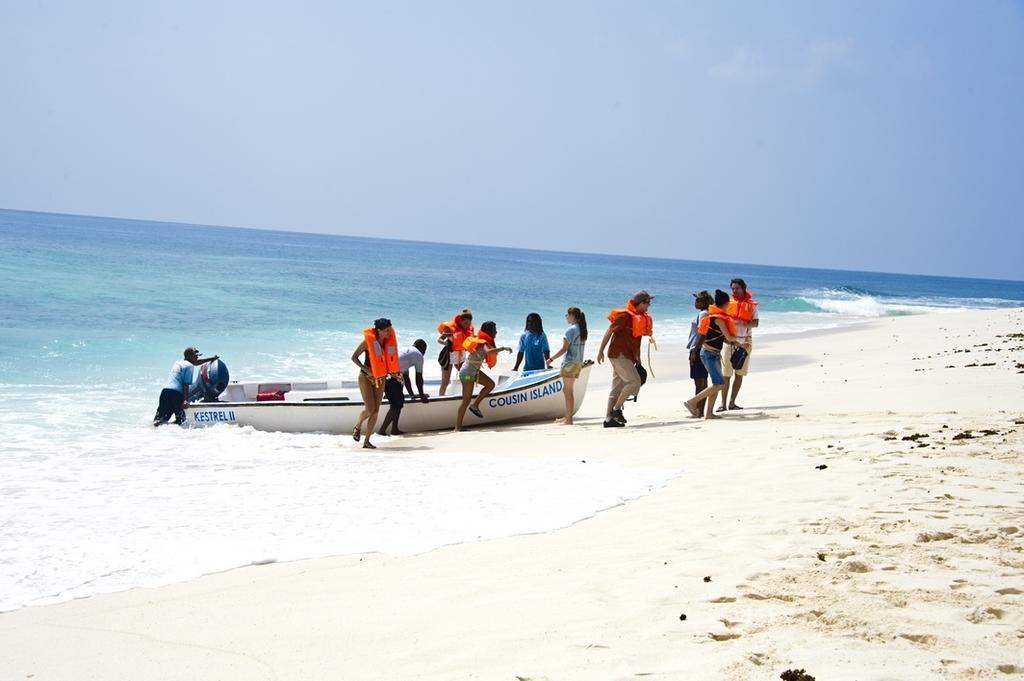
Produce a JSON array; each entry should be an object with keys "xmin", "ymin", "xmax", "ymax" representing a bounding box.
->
[
  {"xmin": 450, "ymin": 349, "xmax": 467, "ymax": 367},
  {"xmin": 723, "ymin": 342, "xmax": 751, "ymax": 377}
]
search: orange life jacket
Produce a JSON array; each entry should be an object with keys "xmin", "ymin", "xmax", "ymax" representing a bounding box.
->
[
  {"xmin": 607, "ymin": 300, "xmax": 654, "ymax": 337},
  {"xmin": 726, "ymin": 291, "xmax": 758, "ymax": 323},
  {"xmin": 363, "ymin": 327, "xmax": 401, "ymax": 379},
  {"xmin": 437, "ymin": 315, "xmax": 475, "ymax": 349},
  {"xmin": 698, "ymin": 306, "xmax": 738, "ymax": 337},
  {"xmin": 462, "ymin": 330, "xmax": 498, "ymax": 369}
]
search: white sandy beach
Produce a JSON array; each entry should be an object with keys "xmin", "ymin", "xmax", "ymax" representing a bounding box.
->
[{"xmin": 2, "ymin": 308, "xmax": 1022, "ymax": 680}]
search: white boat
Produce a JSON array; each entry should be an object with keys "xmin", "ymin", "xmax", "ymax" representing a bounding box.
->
[{"xmin": 184, "ymin": 362, "xmax": 593, "ymax": 434}]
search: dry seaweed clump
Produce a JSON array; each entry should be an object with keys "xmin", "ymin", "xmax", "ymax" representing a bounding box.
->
[{"xmin": 780, "ymin": 670, "xmax": 816, "ymax": 681}]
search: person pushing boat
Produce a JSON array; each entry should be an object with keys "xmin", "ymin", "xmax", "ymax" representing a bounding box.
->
[
  {"xmin": 153, "ymin": 346, "xmax": 219, "ymax": 427},
  {"xmin": 454, "ymin": 321, "xmax": 512, "ymax": 432},
  {"xmin": 350, "ymin": 318, "xmax": 401, "ymax": 449},
  {"xmin": 437, "ymin": 309, "xmax": 475, "ymax": 396}
]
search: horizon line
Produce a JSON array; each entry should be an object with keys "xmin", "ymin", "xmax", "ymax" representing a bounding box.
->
[{"xmin": 3, "ymin": 205, "xmax": 1021, "ymax": 285}]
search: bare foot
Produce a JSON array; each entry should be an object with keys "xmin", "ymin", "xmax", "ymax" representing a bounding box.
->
[
  {"xmin": 729, "ymin": 404, "xmax": 743, "ymax": 410},
  {"xmin": 392, "ymin": 429, "xmax": 405, "ymax": 436},
  {"xmin": 684, "ymin": 400, "xmax": 701, "ymax": 418},
  {"xmin": 705, "ymin": 413, "xmax": 722, "ymax": 420}
]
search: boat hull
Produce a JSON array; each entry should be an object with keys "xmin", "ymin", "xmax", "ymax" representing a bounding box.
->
[{"xmin": 185, "ymin": 363, "xmax": 592, "ymax": 434}]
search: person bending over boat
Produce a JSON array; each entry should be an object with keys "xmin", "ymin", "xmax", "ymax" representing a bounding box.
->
[
  {"xmin": 153, "ymin": 346, "xmax": 219, "ymax": 427},
  {"xmin": 437, "ymin": 309, "xmax": 475, "ymax": 396},
  {"xmin": 377, "ymin": 339, "xmax": 429, "ymax": 437},
  {"xmin": 351, "ymin": 318, "xmax": 401, "ymax": 449},
  {"xmin": 684, "ymin": 290, "xmax": 747, "ymax": 420},
  {"xmin": 513, "ymin": 312, "xmax": 550, "ymax": 372},
  {"xmin": 547, "ymin": 307, "xmax": 588, "ymax": 425},
  {"xmin": 454, "ymin": 321, "xmax": 512, "ymax": 432}
]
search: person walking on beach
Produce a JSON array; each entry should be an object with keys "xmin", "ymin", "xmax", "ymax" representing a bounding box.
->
[
  {"xmin": 547, "ymin": 307, "xmax": 588, "ymax": 425},
  {"xmin": 687, "ymin": 291, "xmax": 713, "ymax": 413},
  {"xmin": 351, "ymin": 318, "xmax": 401, "ymax": 449},
  {"xmin": 153, "ymin": 346, "xmax": 220, "ymax": 427},
  {"xmin": 596, "ymin": 290, "xmax": 654, "ymax": 428},
  {"xmin": 437, "ymin": 309, "xmax": 475, "ymax": 396},
  {"xmin": 684, "ymin": 290, "xmax": 746, "ymax": 420},
  {"xmin": 377, "ymin": 339, "xmax": 430, "ymax": 437},
  {"xmin": 454, "ymin": 321, "xmax": 512, "ymax": 432},
  {"xmin": 720, "ymin": 278, "xmax": 759, "ymax": 411},
  {"xmin": 513, "ymin": 312, "xmax": 550, "ymax": 372}
]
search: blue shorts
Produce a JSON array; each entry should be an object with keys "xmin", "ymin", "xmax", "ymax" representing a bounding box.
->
[{"xmin": 700, "ymin": 348, "xmax": 724, "ymax": 386}]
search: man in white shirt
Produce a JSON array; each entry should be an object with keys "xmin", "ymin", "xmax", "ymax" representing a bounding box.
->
[
  {"xmin": 378, "ymin": 339, "xmax": 429, "ymax": 436},
  {"xmin": 153, "ymin": 346, "xmax": 219, "ymax": 426}
]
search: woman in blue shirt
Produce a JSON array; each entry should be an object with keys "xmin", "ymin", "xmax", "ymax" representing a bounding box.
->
[
  {"xmin": 547, "ymin": 307, "xmax": 588, "ymax": 425},
  {"xmin": 513, "ymin": 312, "xmax": 550, "ymax": 372}
]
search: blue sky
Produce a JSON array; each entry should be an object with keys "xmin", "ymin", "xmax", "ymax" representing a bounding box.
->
[{"xmin": 2, "ymin": 1, "xmax": 1022, "ymax": 280}]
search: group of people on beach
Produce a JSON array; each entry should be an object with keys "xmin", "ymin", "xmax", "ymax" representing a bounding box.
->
[
  {"xmin": 586, "ymin": 279, "xmax": 757, "ymax": 428},
  {"xmin": 348, "ymin": 306, "xmax": 589, "ymax": 448},
  {"xmin": 155, "ymin": 279, "xmax": 758, "ymax": 445},
  {"xmin": 345, "ymin": 278, "xmax": 756, "ymax": 445},
  {"xmin": 683, "ymin": 278, "xmax": 758, "ymax": 420}
]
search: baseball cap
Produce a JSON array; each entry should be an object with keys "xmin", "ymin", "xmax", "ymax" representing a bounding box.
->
[{"xmin": 631, "ymin": 290, "xmax": 655, "ymax": 304}]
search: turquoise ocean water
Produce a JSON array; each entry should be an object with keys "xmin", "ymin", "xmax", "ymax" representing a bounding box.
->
[{"xmin": 1, "ymin": 208, "xmax": 1022, "ymax": 611}]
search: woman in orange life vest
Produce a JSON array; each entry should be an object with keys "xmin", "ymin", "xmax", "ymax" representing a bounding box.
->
[
  {"xmin": 350, "ymin": 318, "xmax": 401, "ymax": 449},
  {"xmin": 454, "ymin": 320, "xmax": 512, "ymax": 432},
  {"xmin": 596, "ymin": 290, "xmax": 654, "ymax": 428},
  {"xmin": 684, "ymin": 290, "xmax": 748, "ymax": 420},
  {"xmin": 437, "ymin": 309, "xmax": 475, "ymax": 396},
  {"xmin": 719, "ymin": 277, "xmax": 759, "ymax": 411}
]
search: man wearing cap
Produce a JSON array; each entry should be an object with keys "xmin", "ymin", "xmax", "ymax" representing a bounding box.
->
[
  {"xmin": 597, "ymin": 290, "xmax": 654, "ymax": 427},
  {"xmin": 688, "ymin": 291, "xmax": 713, "ymax": 412},
  {"xmin": 153, "ymin": 346, "xmax": 220, "ymax": 427}
]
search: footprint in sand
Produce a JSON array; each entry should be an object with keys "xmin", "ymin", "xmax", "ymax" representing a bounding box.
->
[
  {"xmin": 747, "ymin": 652, "xmax": 770, "ymax": 666},
  {"xmin": 708, "ymin": 632, "xmax": 742, "ymax": 641},
  {"xmin": 899, "ymin": 633, "xmax": 937, "ymax": 646},
  {"xmin": 966, "ymin": 606, "xmax": 1007, "ymax": 623},
  {"xmin": 708, "ymin": 596, "xmax": 736, "ymax": 603},
  {"xmin": 995, "ymin": 587, "xmax": 1022, "ymax": 595}
]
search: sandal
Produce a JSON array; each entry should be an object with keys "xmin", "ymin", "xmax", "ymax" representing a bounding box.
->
[
  {"xmin": 362, "ymin": 441, "xmax": 376, "ymax": 449},
  {"xmin": 352, "ymin": 426, "xmax": 361, "ymax": 442},
  {"xmin": 469, "ymin": 406, "xmax": 483, "ymax": 418}
]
